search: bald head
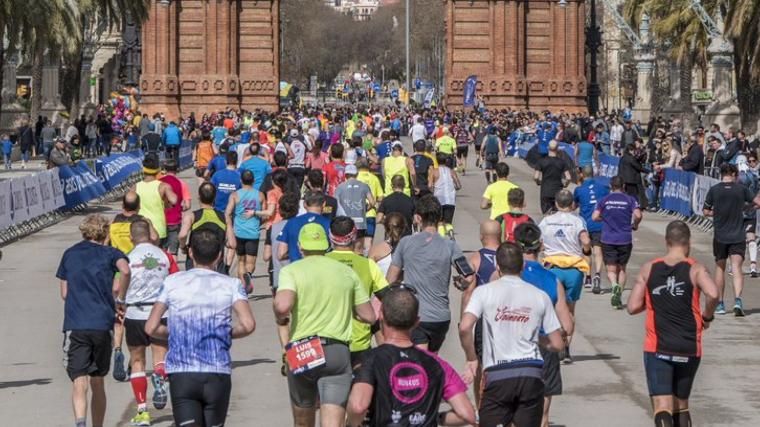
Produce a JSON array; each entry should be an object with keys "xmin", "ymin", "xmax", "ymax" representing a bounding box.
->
[
  {"xmin": 548, "ymin": 140, "xmax": 559, "ymax": 152},
  {"xmin": 481, "ymin": 220, "xmax": 502, "ymax": 243},
  {"xmin": 123, "ymin": 191, "xmax": 140, "ymax": 212},
  {"xmin": 582, "ymin": 165, "xmax": 594, "ymax": 179}
]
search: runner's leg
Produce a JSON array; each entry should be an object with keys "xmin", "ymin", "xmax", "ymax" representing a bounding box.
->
[
  {"xmin": 730, "ymin": 254, "xmax": 744, "ymax": 298},
  {"xmin": 715, "ymin": 259, "xmax": 726, "ymax": 301},
  {"xmin": 72, "ymin": 376, "xmax": 89, "ymax": 425},
  {"xmin": 90, "ymin": 376, "xmax": 106, "ymax": 427}
]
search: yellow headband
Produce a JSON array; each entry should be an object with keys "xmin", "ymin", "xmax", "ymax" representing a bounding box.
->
[{"xmin": 143, "ymin": 167, "xmax": 159, "ymax": 175}]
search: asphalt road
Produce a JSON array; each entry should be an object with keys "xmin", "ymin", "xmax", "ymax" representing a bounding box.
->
[{"xmin": 1, "ymin": 143, "xmax": 759, "ymax": 426}]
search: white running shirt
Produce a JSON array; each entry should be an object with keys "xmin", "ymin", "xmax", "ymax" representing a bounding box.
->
[
  {"xmin": 125, "ymin": 243, "xmax": 171, "ymax": 320},
  {"xmin": 465, "ymin": 275, "xmax": 561, "ymax": 370},
  {"xmin": 539, "ymin": 211, "xmax": 588, "ymax": 258}
]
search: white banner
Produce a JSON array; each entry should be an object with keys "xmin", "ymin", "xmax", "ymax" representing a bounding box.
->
[
  {"xmin": 10, "ymin": 178, "xmax": 29, "ymax": 223},
  {"xmin": 24, "ymin": 174, "xmax": 44, "ymax": 219},
  {"xmin": 0, "ymin": 180, "xmax": 12, "ymax": 230},
  {"xmin": 691, "ymin": 174, "xmax": 718, "ymax": 215},
  {"xmin": 38, "ymin": 171, "xmax": 56, "ymax": 213},
  {"xmin": 50, "ymin": 167, "xmax": 66, "ymax": 209}
]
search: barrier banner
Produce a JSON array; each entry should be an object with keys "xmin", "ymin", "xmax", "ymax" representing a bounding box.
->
[
  {"xmin": 0, "ymin": 180, "xmax": 12, "ymax": 230},
  {"xmin": 517, "ymin": 137, "xmax": 537, "ymax": 159},
  {"xmin": 558, "ymin": 142, "xmax": 575, "ymax": 163},
  {"xmin": 178, "ymin": 140, "xmax": 193, "ymax": 170},
  {"xmin": 596, "ymin": 153, "xmax": 620, "ymax": 185},
  {"xmin": 24, "ymin": 175, "xmax": 44, "ymax": 219},
  {"xmin": 691, "ymin": 174, "xmax": 718, "ymax": 216},
  {"xmin": 463, "ymin": 75, "xmax": 478, "ymax": 107},
  {"xmin": 10, "ymin": 178, "xmax": 29, "ymax": 223},
  {"xmin": 659, "ymin": 168, "xmax": 694, "ymax": 216},
  {"xmin": 38, "ymin": 170, "xmax": 56, "ymax": 213},
  {"xmin": 59, "ymin": 161, "xmax": 107, "ymax": 209},
  {"xmin": 95, "ymin": 150, "xmax": 144, "ymax": 191},
  {"xmin": 50, "ymin": 167, "xmax": 66, "ymax": 209}
]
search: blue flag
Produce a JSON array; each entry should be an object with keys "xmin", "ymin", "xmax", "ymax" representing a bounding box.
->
[{"xmin": 463, "ymin": 75, "xmax": 478, "ymax": 107}]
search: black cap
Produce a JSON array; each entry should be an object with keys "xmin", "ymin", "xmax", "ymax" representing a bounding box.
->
[
  {"xmin": 513, "ymin": 222, "xmax": 542, "ymax": 253},
  {"xmin": 143, "ymin": 153, "xmax": 160, "ymax": 170}
]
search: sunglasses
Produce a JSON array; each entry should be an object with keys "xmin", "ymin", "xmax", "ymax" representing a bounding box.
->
[{"xmin": 387, "ymin": 283, "xmax": 417, "ymax": 295}]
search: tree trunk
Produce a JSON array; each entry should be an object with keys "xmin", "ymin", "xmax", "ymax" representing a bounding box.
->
[
  {"xmin": 67, "ymin": 20, "xmax": 87, "ymax": 119},
  {"xmin": 679, "ymin": 55, "xmax": 693, "ymax": 125},
  {"xmin": 0, "ymin": 26, "xmax": 5, "ymax": 124},
  {"xmin": 30, "ymin": 40, "xmax": 44, "ymax": 125}
]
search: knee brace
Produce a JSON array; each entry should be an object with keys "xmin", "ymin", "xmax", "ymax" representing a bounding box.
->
[{"xmin": 655, "ymin": 411, "xmax": 673, "ymax": 427}]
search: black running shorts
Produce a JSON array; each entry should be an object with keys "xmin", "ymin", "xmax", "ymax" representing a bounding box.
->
[
  {"xmin": 62, "ymin": 330, "xmax": 112, "ymax": 381},
  {"xmin": 712, "ymin": 240, "xmax": 745, "ymax": 262},
  {"xmin": 235, "ymin": 237, "xmax": 260, "ymax": 256},
  {"xmin": 644, "ymin": 352, "xmax": 700, "ymax": 399},
  {"xmin": 479, "ymin": 375, "xmax": 544, "ymax": 427},
  {"xmin": 124, "ymin": 317, "xmax": 167, "ymax": 348},
  {"xmin": 602, "ymin": 243, "xmax": 633, "ymax": 265},
  {"xmin": 411, "ymin": 321, "xmax": 450, "ymax": 353}
]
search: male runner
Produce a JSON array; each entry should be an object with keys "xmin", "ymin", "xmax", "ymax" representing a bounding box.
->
[
  {"xmin": 178, "ymin": 182, "xmax": 227, "ymax": 271},
  {"xmin": 225, "ymin": 169, "xmax": 267, "ymax": 293},
  {"xmin": 593, "ymin": 176, "xmax": 643, "ymax": 310},
  {"xmin": 356, "ymin": 157, "xmax": 383, "ymax": 251},
  {"xmin": 120, "ymin": 220, "xmax": 175, "ymax": 426},
  {"xmin": 277, "ymin": 191, "xmax": 332, "ymax": 263},
  {"xmin": 435, "ymin": 127, "xmax": 456, "ymax": 168},
  {"xmin": 274, "ymin": 223, "xmax": 376, "ymax": 427},
  {"xmin": 326, "ymin": 217, "xmax": 389, "ymax": 367},
  {"xmin": 514, "ymin": 223, "xmax": 575, "ymax": 427},
  {"xmin": 497, "ymin": 187, "xmax": 534, "ymax": 243},
  {"xmin": 347, "ymin": 285, "xmax": 476, "ymax": 427},
  {"xmin": 135, "ymin": 153, "xmax": 178, "ymax": 245},
  {"xmin": 410, "ymin": 139, "xmax": 435, "ymax": 195},
  {"xmin": 382, "ymin": 142, "xmax": 415, "ymax": 196},
  {"xmin": 627, "ymin": 220, "xmax": 719, "ymax": 427},
  {"xmin": 459, "ymin": 242, "xmax": 564, "ymax": 427},
  {"xmin": 480, "ymin": 127, "xmax": 503, "ymax": 184},
  {"xmin": 145, "ymin": 229, "xmax": 255, "ymax": 427},
  {"xmin": 534, "ymin": 140, "xmax": 571, "ymax": 214},
  {"xmin": 159, "ymin": 159, "xmax": 188, "ymax": 257},
  {"xmin": 703, "ymin": 163, "xmax": 760, "ymax": 315},
  {"xmin": 57, "ymin": 214, "xmax": 131, "ymax": 427},
  {"xmin": 481, "ymin": 162, "xmax": 519, "ymax": 220},
  {"xmin": 386, "ymin": 195, "xmax": 474, "ymax": 353},
  {"xmin": 574, "ymin": 165, "xmax": 609, "ymax": 294},
  {"xmin": 324, "ymin": 143, "xmax": 347, "ymax": 197},
  {"xmin": 335, "ymin": 165, "xmax": 376, "ymax": 254},
  {"xmin": 539, "ymin": 189, "xmax": 591, "ymax": 363},
  {"xmin": 454, "ymin": 118, "xmax": 472, "ymax": 174}
]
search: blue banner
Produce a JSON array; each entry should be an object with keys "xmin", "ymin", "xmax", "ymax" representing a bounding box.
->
[
  {"xmin": 463, "ymin": 75, "xmax": 478, "ymax": 107},
  {"xmin": 596, "ymin": 153, "xmax": 620, "ymax": 185},
  {"xmin": 659, "ymin": 168, "xmax": 695, "ymax": 216},
  {"xmin": 95, "ymin": 150, "xmax": 144, "ymax": 191},
  {"xmin": 558, "ymin": 142, "xmax": 575, "ymax": 163},
  {"xmin": 59, "ymin": 161, "xmax": 107, "ymax": 209},
  {"xmin": 178, "ymin": 139, "xmax": 193, "ymax": 170}
]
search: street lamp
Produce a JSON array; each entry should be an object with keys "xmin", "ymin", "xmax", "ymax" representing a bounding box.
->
[
  {"xmin": 560, "ymin": 0, "xmax": 601, "ymax": 115},
  {"xmin": 405, "ymin": 0, "xmax": 410, "ymax": 95}
]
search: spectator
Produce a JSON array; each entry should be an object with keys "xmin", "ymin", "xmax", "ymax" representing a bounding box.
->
[{"xmin": 680, "ymin": 134, "xmax": 705, "ymax": 175}]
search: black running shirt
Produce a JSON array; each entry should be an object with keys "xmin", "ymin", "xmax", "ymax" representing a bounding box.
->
[
  {"xmin": 644, "ymin": 259, "xmax": 702, "ymax": 357},
  {"xmin": 353, "ymin": 344, "xmax": 467, "ymax": 427},
  {"xmin": 704, "ymin": 181, "xmax": 754, "ymax": 244}
]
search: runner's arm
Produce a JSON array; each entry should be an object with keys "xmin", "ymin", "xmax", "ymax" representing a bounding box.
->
[
  {"xmin": 626, "ymin": 261, "xmax": 651, "ymax": 315},
  {"xmin": 160, "ymin": 182, "xmax": 178, "ymax": 207},
  {"xmin": 386, "ymin": 264, "xmax": 402, "ymax": 284},
  {"xmin": 458, "ymin": 312, "xmax": 479, "ymax": 384},
  {"xmin": 273, "ymin": 289, "xmax": 295, "ymax": 322},
  {"xmin": 231, "ymin": 299, "xmax": 256, "ymax": 338},
  {"xmin": 278, "ymin": 242, "xmax": 289, "ymax": 261},
  {"xmin": 579, "ymin": 230, "xmax": 592, "ymax": 256},
  {"xmin": 441, "ymin": 393, "xmax": 477, "ymax": 426},
  {"xmin": 178, "ymin": 211, "xmax": 193, "ymax": 253},
  {"xmin": 347, "ymin": 383, "xmax": 374, "ymax": 427},
  {"xmin": 632, "ymin": 208, "xmax": 643, "ymax": 230},
  {"xmin": 224, "ymin": 193, "xmax": 238, "ymax": 249},
  {"xmin": 60, "ymin": 280, "xmax": 67, "ymax": 300},
  {"xmin": 406, "ymin": 157, "xmax": 417, "ymax": 193},
  {"xmin": 693, "ymin": 263, "xmax": 719, "ymax": 321},
  {"xmin": 533, "ymin": 169, "xmax": 542, "ymax": 185},
  {"xmin": 354, "ymin": 302, "xmax": 376, "ymax": 325},
  {"xmin": 460, "ymin": 253, "xmax": 481, "ymax": 318},
  {"xmin": 541, "ymin": 329, "xmax": 565, "ymax": 353},
  {"xmin": 114, "ymin": 258, "xmax": 130, "ymax": 299},
  {"xmin": 591, "ymin": 207, "xmax": 603, "ymax": 222},
  {"xmin": 145, "ymin": 302, "xmax": 169, "ymax": 339}
]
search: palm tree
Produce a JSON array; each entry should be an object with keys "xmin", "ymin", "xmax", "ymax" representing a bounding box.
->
[{"xmin": 725, "ymin": 0, "xmax": 760, "ymax": 125}]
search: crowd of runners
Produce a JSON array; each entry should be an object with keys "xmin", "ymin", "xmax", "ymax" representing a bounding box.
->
[{"xmin": 55, "ymin": 104, "xmax": 760, "ymax": 427}]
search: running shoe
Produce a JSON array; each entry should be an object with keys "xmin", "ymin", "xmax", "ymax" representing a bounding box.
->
[
  {"xmin": 113, "ymin": 348, "xmax": 127, "ymax": 382},
  {"xmin": 592, "ymin": 274, "xmax": 602, "ymax": 295},
  {"xmin": 584, "ymin": 275, "xmax": 592, "ymax": 289},
  {"xmin": 752, "ymin": 265, "xmax": 758, "ymax": 278},
  {"xmin": 151, "ymin": 373, "xmax": 168, "ymax": 410},
  {"xmin": 562, "ymin": 345, "xmax": 573, "ymax": 364},
  {"xmin": 734, "ymin": 298, "xmax": 745, "ymax": 317},
  {"xmin": 130, "ymin": 411, "xmax": 151, "ymax": 426},
  {"xmin": 243, "ymin": 272, "xmax": 253, "ymax": 295},
  {"xmin": 715, "ymin": 301, "xmax": 726, "ymax": 315},
  {"xmin": 610, "ymin": 284, "xmax": 623, "ymax": 309}
]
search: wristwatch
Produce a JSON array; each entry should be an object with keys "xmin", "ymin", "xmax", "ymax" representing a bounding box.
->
[{"xmin": 702, "ymin": 314, "xmax": 714, "ymax": 323}]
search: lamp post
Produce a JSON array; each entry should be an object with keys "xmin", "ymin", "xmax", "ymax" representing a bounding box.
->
[
  {"xmin": 405, "ymin": 0, "xmax": 410, "ymax": 94},
  {"xmin": 560, "ymin": 0, "xmax": 601, "ymax": 115}
]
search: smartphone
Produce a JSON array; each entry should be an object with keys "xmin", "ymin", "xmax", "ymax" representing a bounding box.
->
[{"xmin": 453, "ymin": 256, "xmax": 475, "ymax": 277}]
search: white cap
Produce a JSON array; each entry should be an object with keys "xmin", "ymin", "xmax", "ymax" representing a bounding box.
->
[{"xmin": 345, "ymin": 164, "xmax": 358, "ymax": 175}]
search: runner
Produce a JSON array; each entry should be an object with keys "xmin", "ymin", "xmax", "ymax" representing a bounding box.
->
[
  {"xmin": 302, "ymin": 169, "xmax": 339, "ymax": 220},
  {"xmin": 225, "ymin": 169, "xmax": 267, "ymax": 293},
  {"xmin": 514, "ymin": 223, "xmax": 576, "ymax": 427},
  {"xmin": 159, "ymin": 159, "xmax": 188, "ymax": 257},
  {"xmin": 193, "ymin": 130, "xmax": 215, "ymax": 184},
  {"xmin": 277, "ymin": 191, "xmax": 332, "ymax": 263},
  {"xmin": 382, "ymin": 142, "xmax": 414, "ymax": 196},
  {"xmin": 274, "ymin": 223, "xmax": 376, "ymax": 427},
  {"xmin": 534, "ymin": 140, "xmax": 571, "ymax": 214},
  {"xmin": 368, "ymin": 212, "xmax": 408, "ymax": 277},
  {"xmin": 120, "ymin": 220, "xmax": 175, "ymax": 426},
  {"xmin": 210, "ymin": 150, "xmax": 242, "ymax": 215},
  {"xmin": 286, "ymin": 128, "xmax": 310, "ymax": 190},
  {"xmin": 459, "ymin": 242, "xmax": 565, "ymax": 427},
  {"xmin": 57, "ymin": 214, "xmax": 131, "ymax": 427},
  {"xmin": 480, "ymin": 126, "xmax": 503, "ymax": 184},
  {"xmin": 178, "ymin": 182, "xmax": 227, "ymax": 272},
  {"xmin": 145, "ymin": 228, "xmax": 255, "ymax": 427},
  {"xmin": 481, "ymin": 162, "xmax": 519, "ymax": 220},
  {"xmin": 324, "ymin": 143, "xmax": 347, "ymax": 197},
  {"xmin": 377, "ymin": 175, "xmax": 416, "ymax": 236},
  {"xmin": 335, "ymin": 164, "xmax": 375, "ymax": 254},
  {"xmin": 386, "ymin": 194, "xmax": 474, "ymax": 352},
  {"xmin": 410, "ymin": 139, "xmax": 435, "ymax": 195},
  {"xmin": 135, "ymin": 153, "xmax": 178, "ymax": 245},
  {"xmin": 539, "ymin": 189, "xmax": 591, "ymax": 363},
  {"xmin": 574, "ymin": 165, "xmax": 609, "ymax": 294},
  {"xmin": 593, "ymin": 176, "xmax": 643, "ymax": 310},
  {"xmin": 737, "ymin": 156, "xmax": 760, "ymax": 277},
  {"xmin": 356, "ymin": 157, "xmax": 383, "ymax": 251},
  {"xmin": 239, "ymin": 143, "xmax": 273, "ymax": 192},
  {"xmin": 626, "ymin": 220, "xmax": 719, "ymax": 427},
  {"xmin": 497, "ymin": 188, "xmax": 534, "ymax": 243},
  {"xmin": 454, "ymin": 118, "xmax": 472, "ymax": 175},
  {"xmin": 703, "ymin": 163, "xmax": 760, "ymax": 316},
  {"xmin": 325, "ymin": 216, "xmax": 389, "ymax": 368},
  {"xmin": 346, "ymin": 285, "xmax": 476, "ymax": 427},
  {"xmin": 460, "ymin": 220, "xmax": 501, "ymax": 404},
  {"xmin": 435, "ymin": 127, "xmax": 456, "ymax": 169},
  {"xmin": 431, "ymin": 152, "xmax": 461, "ymax": 238}
]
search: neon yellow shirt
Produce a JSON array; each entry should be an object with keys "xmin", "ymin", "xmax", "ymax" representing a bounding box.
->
[
  {"xmin": 383, "ymin": 155, "xmax": 411, "ymax": 196},
  {"xmin": 482, "ymin": 180, "xmax": 519, "ymax": 219},
  {"xmin": 326, "ymin": 250, "xmax": 388, "ymax": 351},
  {"xmin": 136, "ymin": 180, "xmax": 167, "ymax": 238},
  {"xmin": 435, "ymin": 135, "xmax": 456, "ymax": 155},
  {"xmin": 278, "ymin": 256, "xmax": 370, "ymax": 343},
  {"xmin": 357, "ymin": 170, "xmax": 383, "ymax": 218}
]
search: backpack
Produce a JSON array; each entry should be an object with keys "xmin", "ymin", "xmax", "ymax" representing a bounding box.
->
[
  {"xmin": 456, "ymin": 127, "xmax": 470, "ymax": 147},
  {"xmin": 500, "ymin": 212, "xmax": 532, "ymax": 243},
  {"xmin": 485, "ymin": 135, "xmax": 500, "ymax": 162}
]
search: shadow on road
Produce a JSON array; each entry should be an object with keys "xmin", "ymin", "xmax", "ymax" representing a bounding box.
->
[
  {"xmin": 0, "ymin": 378, "xmax": 52, "ymax": 389},
  {"xmin": 570, "ymin": 353, "xmax": 621, "ymax": 362},
  {"xmin": 231, "ymin": 358, "xmax": 276, "ymax": 369}
]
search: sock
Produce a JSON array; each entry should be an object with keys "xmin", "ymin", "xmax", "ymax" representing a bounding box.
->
[
  {"xmin": 654, "ymin": 411, "xmax": 673, "ymax": 427},
  {"xmin": 153, "ymin": 361, "xmax": 167, "ymax": 379},
  {"xmin": 130, "ymin": 372, "xmax": 148, "ymax": 412},
  {"xmin": 674, "ymin": 410, "xmax": 691, "ymax": 427},
  {"xmin": 750, "ymin": 240, "xmax": 758, "ymax": 264},
  {"xmin": 485, "ymin": 171, "xmax": 491, "ymax": 184},
  {"xmin": 75, "ymin": 417, "xmax": 86, "ymax": 427}
]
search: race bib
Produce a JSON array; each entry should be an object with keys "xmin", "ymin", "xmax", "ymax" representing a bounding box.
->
[{"xmin": 286, "ymin": 336, "xmax": 326, "ymax": 375}]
